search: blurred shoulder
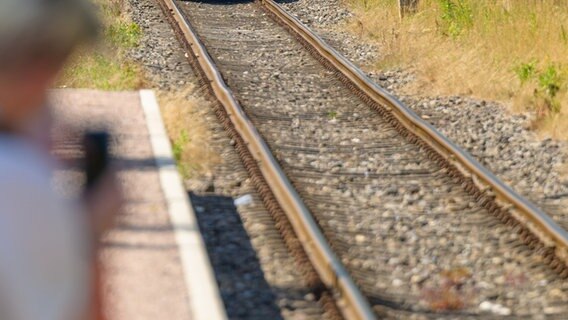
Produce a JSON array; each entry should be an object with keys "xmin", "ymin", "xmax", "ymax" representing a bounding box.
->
[{"xmin": 0, "ymin": 135, "xmax": 52, "ymax": 184}]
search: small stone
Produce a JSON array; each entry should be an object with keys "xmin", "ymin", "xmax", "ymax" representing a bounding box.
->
[
  {"xmin": 494, "ymin": 276, "xmax": 506, "ymax": 285},
  {"xmin": 304, "ymin": 293, "xmax": 316, "ymax": 301},
  {"xmin": 479, "ymin": 301, "xmax": 492, "ymax": 311},
  {"xmin": 410, "ymin": 274, "xmax": 424, "ymax": 284},
  {"xmin": 544, "ymin": 306, "xmax": 565, "ymax": 315},
  {"xmin": 548, "ymin": 288, "xmax": 564, "ymax": 299},
  {"xmin": 392, "ymin": 278, "xmax": 403, "ymax": 287},
  {"xmin": 479, "ymin": 301, "xmax": 511, "ymax": 316}
]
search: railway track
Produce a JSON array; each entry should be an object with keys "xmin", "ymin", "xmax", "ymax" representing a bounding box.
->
[{"xmin": 156, "ymin": 0, "xmax": 568, "ymax": 318}]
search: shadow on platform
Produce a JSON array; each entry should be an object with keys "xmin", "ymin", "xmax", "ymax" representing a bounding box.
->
[{"xmin": 190, "ymin": 192, "xmax": 285, "ymax": 320}]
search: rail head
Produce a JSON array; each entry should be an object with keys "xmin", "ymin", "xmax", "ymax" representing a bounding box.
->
[
  {"xmin": 158, "ymin": 0, "xmax": 377, "ymax": 319},
  {"xmin": 260, "ymin": 0, "xmax": 568, "ymax": 264}
]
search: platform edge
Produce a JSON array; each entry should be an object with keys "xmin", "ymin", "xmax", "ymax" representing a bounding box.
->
[{"xmin": 139, "ymin": 89, "xmax": 227, "ymax": 320}]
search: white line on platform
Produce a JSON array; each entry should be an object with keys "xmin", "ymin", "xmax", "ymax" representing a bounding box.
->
[{"xmin": 140, "ymin": 90, "xmax": 227, "ymax": 320}]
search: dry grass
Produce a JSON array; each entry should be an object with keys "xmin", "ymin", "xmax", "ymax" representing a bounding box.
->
[
  {"xmin": 159, "ymin": 86, "xmax": 220, "ymax": 178},
  {"xmin": 346, "ymin": 0, "xmax": 568, "ymax": 138}
]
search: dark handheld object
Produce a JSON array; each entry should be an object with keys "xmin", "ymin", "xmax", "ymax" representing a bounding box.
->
[{"xmin": 83, "ymin": 131, "xmax": 111, "ymax": 191}]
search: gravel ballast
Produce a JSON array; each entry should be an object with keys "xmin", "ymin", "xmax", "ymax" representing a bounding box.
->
[{"xmin": 279, "ymin": 0, "xmax": 568, "ymax": 231}]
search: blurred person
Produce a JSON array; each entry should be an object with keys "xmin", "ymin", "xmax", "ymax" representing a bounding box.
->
[{"xmin": 0, "ymin": 0, "xmax": 121, "ymax": 319}]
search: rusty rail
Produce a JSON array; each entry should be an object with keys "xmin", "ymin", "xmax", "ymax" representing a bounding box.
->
[
  {"xmin": 157, "ymin": 0, "xmax": 377, "ymax": 319},
  {"xmin": 260, "ymin": 0, "xmax": 568, "ymax": 267}
]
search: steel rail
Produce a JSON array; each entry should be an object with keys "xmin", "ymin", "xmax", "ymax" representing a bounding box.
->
[
  {"xmin": 260, "ymin": 0, "xmax": 568, "ymax": 265},
  {"xmin": 157, "ymin": 0, "xmax": 377, "ymax": 319}
]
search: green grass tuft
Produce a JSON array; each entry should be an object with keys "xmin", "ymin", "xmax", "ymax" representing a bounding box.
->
[
  {"xmin": 438, "ymin": 0, "xmax": 473, "ymax": 37},
  {"xmin": 60, "ymin": 54, "xmax": 143, "ymax": 90},
  {"xmin": 57, "ymin": 0, "xmax": 144, "ymax": 90},
  {"xmin": 515, "ymin": 61, "xmax": 537, "ymax": 85},
  {"xmin": 107, "ymin": 21, "xmax": 141, "ymax": 48}
]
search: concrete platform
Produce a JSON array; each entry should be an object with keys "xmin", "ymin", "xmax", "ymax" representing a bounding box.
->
[{"xmin": 50, "ymin": 89, "xmax": 226, "ymax": 320}]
